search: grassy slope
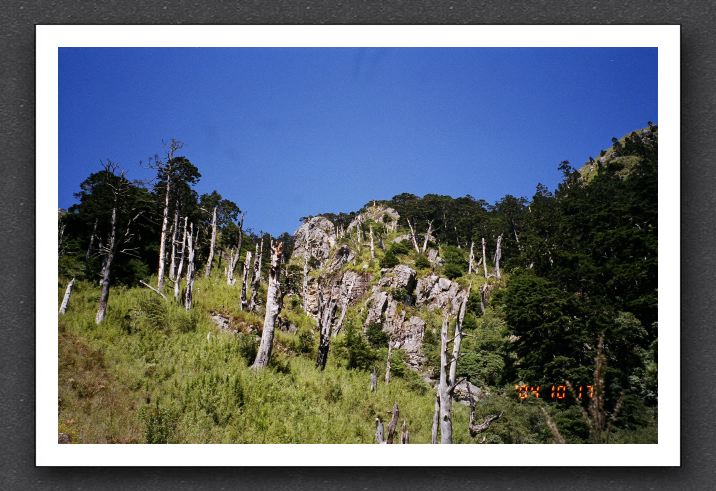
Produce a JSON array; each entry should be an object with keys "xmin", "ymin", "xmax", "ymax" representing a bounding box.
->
[{"xmin": 58, "ymin": 276, "xmax": 473, "ymax": 444}]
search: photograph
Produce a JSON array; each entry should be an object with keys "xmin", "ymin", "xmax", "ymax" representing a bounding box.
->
[{"xmin": 37, "ymin": 26, "xmax": 679, "ymax": 465}]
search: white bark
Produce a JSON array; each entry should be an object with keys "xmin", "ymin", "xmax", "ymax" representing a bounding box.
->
[
  {"xmin": 240, "ymin": 250, "xmax": 252, "ymax": 311},
  {"xmin": 204, "ymin": 206, "xmax": 217, "ymax": 278},
  {"xmin": 140, "ymin": 280, "xmax": 167, "ymax": 300},
  {"xmin": 169, "ymin": 210, "xmax": 179, "ymax": 280},
  {"xmin": 85, "ymin": 218, "xmax": 98, "ymax": 263},
  {"xmin": 482, "ymin": 237, "xmax": 488, "ymax": 278},
  {"xmin": 401, "ymin": 420, "xmax": 410, "ymax": 444},
  {"xmin": 96, "ymin": 204, "xmax": 117, "ymax": 324},
  {"xmin": 385, "ymin": 342, "xmax": 393, "ymax": 384},
  {"xmin": 184, "ymin": 223, "xmax": 196, "ymax": 310},
  {"xmin": 375, "ymin": 418, "xmax": 385, "ymax": 444},
  {"xmin": 370, "ymin": 367, "xmax": 378, "ymax": 392},
  {"xmin": 248, "ymin": 240, "xmax": 262, "ymax": 312},
  {"xmin": 431, "ymin": 392, "xmax": 440, "ymax": 444},
  {"xmin": 316, "ymin": 283, "xmax": 339, "ymax": 370},
  {"xmin": 174, "ymin": 217, "xmax": 188, "ymax": 302},
  {"xmin": 468, "ymin": 240, "xmax": 475, "ymax": 274},
  {"xmin": 494, "ymin": 234, "xmax": 503, "ymax": 279},
  {"xmin": 421, "ymin": 220, "xmax": 433, "ymax": 254},
  {"xmin": 252, "ymin": 241, "xmax": 284, "ymax": 369},
  {"xmin": 369, "ymin": 226, "xmax": 375, "ymax": 259},
  {"xmin": 59, "ymin": 277, "xmax": 75, "ymax": 315},
  {"xmin": 407, "ymin": 219, "xmax": 420, "ymax": 254},
  {"xmin": 226, "ymin": 213, "xmax": 244, "ymax": 285},
  {"xmin": 437, "ymin": 310, "xmax": 453, "ymax": 443},
  {"xmin": 157, "ymin": 176, "xmax": 170, "ymax": 290},
  {"xmin": 334, "ymin": 273, "xmax": 355, "ymax": 336},
  {"xmin": 386, "ymin": 402, "xmax": 399, "ymax": 444}
]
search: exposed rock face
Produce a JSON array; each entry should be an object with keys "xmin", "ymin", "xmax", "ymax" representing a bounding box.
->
[
  {"xmin": 347, "ymin": 204, "xmax": 400, "ymax": 231},
  {"xmin": 427, "ymin": 248, "xmax": 443, "ymax": 267},
  {"xmin": 305, "ymin": 269, "xmax": 372, "ymax": 318},
  {"xmin": 453, "ymin": 380, "xmax": 483, "ymax": 405},
  {"xmin": 415, "ymin": 274, "xmax": 467, "ymax": 315},
  {"xmin": 326, "ymin": 244, "xmax": 354, "ymax": 273},
  {"xmin": 390, "ymin": 316, "xmax": 427, "ymax": 369},
  {"xmin": 291, "ymin": 216, "xmax": 336, "ymax": 262},
  {"xmin": 378, "ymin": 265, "xmax": 417, "ymax": 292}
]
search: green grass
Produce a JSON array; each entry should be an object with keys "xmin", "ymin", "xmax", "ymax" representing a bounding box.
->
[{"xmin": 58, "ymin": 276, "xmax": 475, "ymax": 444}]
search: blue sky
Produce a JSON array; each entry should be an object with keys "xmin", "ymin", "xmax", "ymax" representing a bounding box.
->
[{"xmin": 59, "ymin": 48, "xmax": 657, "ymax": 236}]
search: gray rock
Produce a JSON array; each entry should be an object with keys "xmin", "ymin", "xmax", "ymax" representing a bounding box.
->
[
  {"xmin": 427, "ymin": 248, "xmax": 443, "ymax": 266},
  {"xmin": 364, "ymin": 288, "xmax": 390, "ymax": 326},
  {"xmin": 453, "ymin": 380, "xmax": 483, "ymax": 405},
  {"xmin": 291, "ymin": 216, "xmax": 336, "ymax": 262},
  {"xmin": 392, "ymin": 316, "xmax": 427, "ymax": 368},
  {"xmin": 378, "ymin": 265, "xmax": 417, "ymax": 293},
  {"xmin": 415, "ymin": 274, "xmax": 467, "ymax": 315},
  {"xmin": 347, "ymin": 204, "xmax": 400, "ymax": 231}
]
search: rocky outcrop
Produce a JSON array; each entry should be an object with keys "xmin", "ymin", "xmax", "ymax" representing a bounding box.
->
[
  {"xmin": 390, "ymin": 316, "xmax": 427, "ymax": 369},
  {"xmin": 426, "ymin": 248, "xmax": 443, "ymax": 267},
  {"xmin": 326, "ymin": 244, "xmax": 354, "ymax": 273},
  {"xmin": 378, "ymin": 265, "xmax": 417, "ymax": 292},
  {"xmin": 291, "ymin": 216, "xmax": 336, "ymax": 262},
  {"xmin": 415, "ymin": 274, "xmax": 467, "ymax": 315},
  {"xmin": 347, "ymin": 204, "xmax": 400, "ymax": 232},
  {"xmin": 305, "ymin": 269, "xmax": 372, "ymax": 319}
]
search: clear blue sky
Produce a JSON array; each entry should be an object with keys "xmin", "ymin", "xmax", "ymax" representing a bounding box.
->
[{"xmin": 59, "ymin": 48, "xmax": 657, "ymax": 236}]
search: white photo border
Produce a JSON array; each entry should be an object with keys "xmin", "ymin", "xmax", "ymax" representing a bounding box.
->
[{"xmin": 37, "ymin": 24, "xmax": 680, "ymax": 466}]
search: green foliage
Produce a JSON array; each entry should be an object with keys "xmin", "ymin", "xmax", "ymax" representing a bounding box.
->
[
  {"xmin": 380, "ymin": 250, "xmax": 399, "ymax": 269},
  {"xmin": 140, "ymin": 401, "xmax": 179, "ymax": 444},
  {"xmin": 441, "ymin": 245, "xmax": 466, "ymax": 279},
  {"xmin": 414, "ymin": 254, "xmax": 430, "ymax": 269},
  {"xmin": 336, "ymin": 322, "xmax": 378, "ymax": 371},
  {"xmin": 365, "ymin": 322, "xmax": 389, "ymax": 349}
]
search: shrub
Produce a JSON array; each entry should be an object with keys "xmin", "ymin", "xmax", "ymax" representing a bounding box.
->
[
  {"xmin": 389, "ymin": 241, "xmax": 410, "ymax": 256},
  {"xmin": 140, "ymin": 401, "xmax": 178, "ymax": 444},
  {"xmin": 414, "ymin": 255, "xmax": 430, "ymax": 269},
  {"xmin": 365, "ymin": 322, "xmax": 388, "ymax": 348},
  {"xmin": 380, "ymin": 250, "xmax": 399, "ymax": 268},
  {"xmin": 236, "ymin": 333, "xmax": 258, "ymax": 364},
  {"xmin": 336, "ymin": 323, "xmax": 377, "ymax": 370}
]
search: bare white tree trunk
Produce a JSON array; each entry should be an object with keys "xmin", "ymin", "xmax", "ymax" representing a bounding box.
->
[
  {"xmin": 407, "ymin": 219, "xmax": 420, "ymax": 254},
  {"xmin": 204, "ymin": 206, "xmax": 218, "ymax": 278},
  {"xmin": 316, "ymin": 284, "xmax": 338, "ymax": 370},
  {"xmin": 252, "ymin": 241, "xmax": 284, "ymax": 369},
  {"xmin": 437, "ymin": 311, "xmax": 453, "ymax": 443},
  {"xmin": 482, "ymin": 237, "xmax": 489, "ymax": 278},
  {"xmin": 157, "ymin": 177, "xmax": 170, "ymax": 290},
  {"xmin": 174, "ymin": 217, "xmax": 188, "ymax": 302},
  {"xmin": 431, "ymin": 392, "xmax": 440, "ymax": 444},
  {"xmin": 369, "ymin": 225, "xmax": 375, "ymax": 259},
  {"xmin": 386, "ymin": 402, "xmax": 399, "ymax": 444},
  {"xmin": 248, "ymin": 240, "xmax": 262, "ymax": 312},
  {"xmin": 385, "ymin": 342, "xmax": 393, "ymax": 384},
  {"xmin": 302, "ymin": 237, "xmax": 310, "ymax": 313},
  {"xmin": 96, "ymin": 205, "xmax": 117, "ymax": 324},
  {"xmin": 468, "ymin": 240, "xmax": 475, "ymax": 274},
  {"xmin": 494, "ymin": 234, "xmax": 503, "ymax": 280},
  {"xmin": 184, "ymin": 223, "xmax": 196, "ymax": 310},
  {"xmin": 169, "ymin": 210, "xmax": 179, "ymax": 281},
  {"xmin": 421, "ymin": 220, "xmax": 433, "ymax": 254},
  {"xmin": 334, "ymin": 274, "xmax": 355, "ymax": 335},
  {"xmin": 59, "ymin": 277, "xmax": 75, "ymax": 315},
  {"xmin": 370, "ymin": 368, "xmax": 378, "ymax": 392},
  {"xmin": 375, "ymin": 417, "xmax": 385, "ymax": 444},
  {"xmin": 85, "ymin": 218, "xmax": 98, "ymax": 263},
  {"xmin": 226, "ymin": 213, "xmax": 244, "ymax": 285},
  {"xmin": 240, "ymin": 250, "xmax": 252, "ymax": 311},
  {"xmin": 401, "ymin": 421, "xmax": 410, "ymax": 444}
]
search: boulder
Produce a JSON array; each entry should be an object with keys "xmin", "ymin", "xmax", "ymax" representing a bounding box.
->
[
  {"xmin": 291, "ymin": 216, "xmax": 336, "ymax": 262},
  {"xmin": 347, "ymin": 203, "xmax": 400, "ymax": 231},
  {"xmin": 391, "ymin": 316, "xmax": 427, "ymax": 368},
  {"xmin": 415, "ymin": 274, "xmax": 467, "ymax": 315},
  {"xmin": 426, "ymin": 248, "xmax": 443, "ymax": 267},
  {"xmin": 378, "ymin": 265, "xmax": 417, "ymax": 293}
]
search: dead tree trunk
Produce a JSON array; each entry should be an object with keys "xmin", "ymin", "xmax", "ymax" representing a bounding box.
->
[
  {"xmin": 85, "ymin": 218, "xmax": 98, "ymax": 263},
  {"xmin": 468, "ymin": 240, "xmax": 475, "ymax": 274},
  {"xmin": 482, "ymin": 237, "xmax": 489, "ymax": 278},
  {"xmin": 334, "ymin": 273, "xmax": 355, "ymax": 335},
  {"xmin": 421, "ymin": 220, "xmax": 433, "ymax": 254},
  {"xmin": 204, "ymin": 206, "xmax": 218, "ymax": 278},
  {"xmin": 226, "ymin": 213, "xmax": 244, "ymax": 285},
  {"xmin": 437, "ymin": 311, "xmax": 453, "ymax": 443},
  {"xmin": 59, "ymin": 277, "xmax": 75, "ymax": 315},
  {"xmin": 467, "ymin": 383, "xmax": 502, "ymax": 438},
  {"xmin": 248, "ymin": 240, "xmax": 262, "ymax": 312},
  {"xmin": 252, "ymin": 241, "xmax": 283, "ymax": 369},
  {"xmin": 369, "ymin": 225, "xmax": 375, "ymax": 259},
  {"xmin": 316, "ymin": 284, "xmax": 338, "ymax": 370},
  {"xmin": 184, "ymin": 223, "xmax": 196, "ymax": 310},
  {"xmin": 169, "ymin": 209, "xmax": 179, "ymax": 281},
  {"xmin": 96, "ymin": 205, "xmax": 117, "ymax": 324},
  {"xmin": 370, "ymin": 367, "xmax": 378, "ymax": 392},
  {"xmin": 174, "ymin": 217, "xmax": 188, "ymax": 302},
  {"xmin": 385, "ymin": 342, "xmax": 393, "ymax": 384},
  {"xmin": 302, "ymin": 237, "xmax": 310, "ymax": 313},
  {"xmin": 240, "ymin": 250, "xmax": 252, "ymax": 311},
  {"xmin": 401, "ymin": 421, "xmax": 410, "ymax": 444},
  {"xmin": 375, "ymin": 417, "xmax": 385, "ymax": 444},
  {"xmin": 407, "ymin": 219, "xmax": 420, "ymax": 254},
  {"xmin": 494, "ymin": 234, "xmax": 503, "ymax": 280},
  {"xmin": 386, "ymin": 402, "xmax": 399, "ymax": 444},
  {"xmin": 157, "ymin": 176, "xmax": 170, "ymax": 291},
  {"xmin": 431, "ymin": 392, "xmax": 440, "ymax": 444}
]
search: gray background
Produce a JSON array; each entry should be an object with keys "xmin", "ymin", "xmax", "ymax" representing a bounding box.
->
[{"xmin": 1, "ymin": 1, "xmax": 713, "ymax": 489}]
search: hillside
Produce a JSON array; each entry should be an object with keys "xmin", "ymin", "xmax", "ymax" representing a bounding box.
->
[{"xmin": 57, "ymin": 126, "xmax": 658, "ymax": 444}]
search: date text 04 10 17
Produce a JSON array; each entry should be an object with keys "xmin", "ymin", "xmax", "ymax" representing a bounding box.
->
[{"xmin": 515, "ymin": 384, "xmax": 594, "ymax": 401}]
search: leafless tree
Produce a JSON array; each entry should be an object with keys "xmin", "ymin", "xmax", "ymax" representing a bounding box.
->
[
  {"xmin": 204, "ymin": 206, "xmax": 218, "ymax": 278},
  {"xmin": 184, "ymin": 223, "xmax": 197, "ymax": 310},
  {"xmin": 251, "ymin": 241, "xmax": 283, "ymax": 369},
  {"xmin": 240, "ymin": 250, "xmax": 252, "ymax": 311},
  {"xmin": 155, "ymin": 139, "xmax": 183, "ymax": 291},
  {"xmin": 174, "ymin": 217, "xmax": 188, "ymax": 302},
  {"xmin": 406, "ymin": 218, "xmax": 420, "ymax": 254},
  {"xmin": 59, "ymin": 278, "xmax": 75, "ymax": 315}
]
